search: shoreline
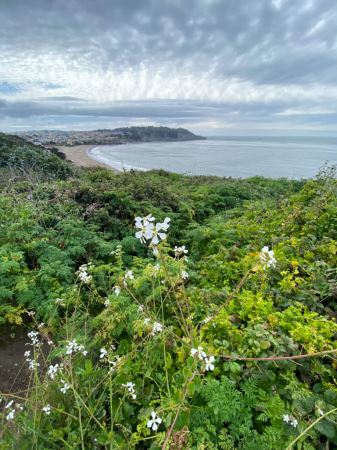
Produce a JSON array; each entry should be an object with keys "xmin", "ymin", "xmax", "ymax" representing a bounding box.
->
[{"xmin": 56, "ymin": 145, "xmax": 121, "ymax": 173}]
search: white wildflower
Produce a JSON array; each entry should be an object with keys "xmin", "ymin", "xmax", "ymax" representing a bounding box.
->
[
  {"xmin": 191, "ymin": 346, "xmax": 207, "ymax": 360},
  {"xmin": 144, "ymin": 318, "xmax": 150, "ymax": 325},
  {"xmin": 290, "ymin": 417, "xmax": 298, "ymax": 428},
  {"xmin": 151, "ymin": 219, "xmax": 170, "ymax": 246},
  {"xmin": 37, "ymin": 323, "xmax": 45, "ymax": 328},
  {"xmin": 48, "ymin": 364, "xmax": 59, "ymax": 380},
  {"xmin": 100, "ymin": 348, "xmax": 108, "ymax": 359},
  {"xmin": 27, "ymin": 331, "xmax": 39, "ymax": 345},
  {"xmin": 60, "ymin": 379, "xmax": 71, "ymax": 394},
  {"xmin": 135, "ymin": 216, "xmax": 155, "ymax": 243},
  {"xmin": 24, "ymin": 351, "xmax": 31, "ymax": 358},
  {"xmin": 77, "ymin": 264, "xmax": 92, "ymax": 283},
  {"xmin": 114, "ymin": 286, "xmax": 121, "ymax": 296},
  {"xmin": 283, "ymin": 414, "xmax": 290, "ymax": 423},
  {"xmin": 55, "ymin": 298, "xmax": 65, "ymax": 306},
  {"xmin": 123, "ymin": 270, "xmax": 134, "ymax": 285},
  {"xmin": 16, "ymin": 404, "xmax": 23, "ymax": 410},
  {"xmin": 181, "ymin": 270, "xmax": 189, "ymax": 280},
  {"xmin": 174, "ymin": 246, "xmax": 188, "ymax": 258},
  {"xmin": 121, "ymin": 382, "xmax": 136, "ymax": 399},
  {"xmin": 260, "ymin": 246, "xmax": 277, "ymax": 269},
  {"xmin": 65, "ymin": 339, "xmax": 87, "ymax": 356},
  {"xmin": 152, "ymin": 322, "xmax": 163, "ymax": 336},
  {"xmin": 138, "ymin": 304, "xmax": 144, "ymax": 312},
  {"xmin": 28, "ymin": 359, "xmax": 40, "ymax": 370},
  {"xmin": 43, "ymin": 404, "xmax": 51, "ymax": 415},
  {"xmin": 147, "ymin": 411, "xmax": 162, "ymax": 431},
  {"xmin": 203, "ymin": 316, "xmax": 216, "ymax": 328},
  {"xmin": 6, "ymin": 410, "xmax": 15, "ymax": 420},
  {"xmin": 5, "ymin": 400, "xmax": 14, "ymax": 409},
  {"xmin": 153, "ymin": 263, "xmax": 160, "ymax": 277},
  {"xmin": 205, "ymin": 356, "xmax": 215, "ymax": 371},
  {"xmin": 104, "ymin": 299, "xmax": 110, "ymax": 307}
]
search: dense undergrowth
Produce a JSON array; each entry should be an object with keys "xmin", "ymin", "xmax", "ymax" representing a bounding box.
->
[{"xmin": 1, "ymin": 142, "xmax": 337, "ymax": 449}]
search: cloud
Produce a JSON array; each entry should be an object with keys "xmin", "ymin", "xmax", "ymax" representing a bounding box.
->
[{"xmin": 0, "ymin": 0, "xmax": 336, "ymax": 133}]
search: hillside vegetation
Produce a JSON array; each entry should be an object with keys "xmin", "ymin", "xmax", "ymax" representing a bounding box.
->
[
  {"xmin": 111, "ymin": 126, "xmax": 206, "ymax": 141},
  {"xmin": 0, "ymin": 138, "xmax": 337, "ymax": 449}
]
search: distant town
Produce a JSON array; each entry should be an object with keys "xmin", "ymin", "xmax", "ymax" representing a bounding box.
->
[
  {"xmin": 8, "ymin": 129, "xmax": 131, "ymax": 147},
  {"xmin": 8, "ymin": 126, "xmax": 206, "ymax": 148}
]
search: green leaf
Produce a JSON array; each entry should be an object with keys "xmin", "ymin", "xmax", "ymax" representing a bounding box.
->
[
  {"xmin": 229, "ymin": 361, "xmax": 241, "ymax": 374},
  {"xmin": 97, "ymin": 433, "xmax": 110, "ymax": 445},
  {"xmin": 260, "ymin": 341, "xmax": 271, "ymax": 350},
  {"xmin": 188, "ymin": 381, "xmax": 195, "ymax": 396}
]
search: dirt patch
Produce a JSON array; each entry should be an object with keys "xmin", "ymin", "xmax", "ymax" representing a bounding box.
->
[{"xmin": 0, "ymin": 333, "xmax": 50, "ymax": 408}]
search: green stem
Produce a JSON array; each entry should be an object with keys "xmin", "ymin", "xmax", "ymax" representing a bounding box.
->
[{"xmin": 286, "ymin": 408, "xmax": 337, "ymax": 450}]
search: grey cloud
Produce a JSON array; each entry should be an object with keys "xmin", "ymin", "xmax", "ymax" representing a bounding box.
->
[{"xmin": 1, "ymin": 0, "xmax": 336, "ymax": 85}]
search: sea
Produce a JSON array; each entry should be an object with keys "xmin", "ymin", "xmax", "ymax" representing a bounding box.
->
[{"xmin": 87, "ymin": 136, "xmax": 337, "ymax": 179}]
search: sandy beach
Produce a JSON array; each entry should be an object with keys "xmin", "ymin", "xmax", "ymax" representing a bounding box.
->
[{"xmin": 56, "ymin": 145, "xmax": 121, "ymax": 173}]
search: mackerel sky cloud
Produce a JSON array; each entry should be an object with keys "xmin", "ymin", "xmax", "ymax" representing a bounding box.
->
[{"xmin": 0, "ymin": 0, "xmax": 336, "ymax": 134}]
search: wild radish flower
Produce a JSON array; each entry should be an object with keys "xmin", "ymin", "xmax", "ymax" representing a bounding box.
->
[
  {"xmin": 174, "ymin": 246, "xmax": 188, "ymax": 259},
  {"xmin": 57, "ymin": 193, "xmax": 62, "ymax": 197},
  {"xmin": 138, "ymin": 304, "xmax": 144, "ymax": 312},
  {"xmin": 124, "ymin": 270, "xmax": 134, "ymax": 285},
  {"xmin": 290, "ymin": 417, "xmax": 298, "ymax": 428},
  {"xmin": 28, "ymin": 359, "xmax": 40, "ymax": 370},
  {"xmin": 16, "ymin": 404, "xmax": 23, "ymax": 410},
  {"xmin": 27, "ymin": 331, "xmax": 39, "ymax": 345},
  {"xmin": 37, "ymin": 323, "xmax": 45, "ymax": 328},
  {"xmin": 153, "ymin": 264, "xmax": 160, "ymax": 277},
  {"xmin": 5, "ymin": 400, "xmax": 14, "ymax": 409},
  {"xmin": 60, "ymin": 380, "xmax": 71, "ymax": 394},
  {"xmin": 48, "ymin": 364, "xmax": 60, "ymax": 379},
  {"xmin": 43, "ymin": 404, "xmax": 51, "ymax": 415},
  {"xmin": 27, "ymin": 194, "xmax": 32, "ymax": 199},
  {"xmin": 144, "ymin": 318, "xmax": 150, "ymax": 325},
  {"xmin": 104, "ymin": 299, "xmax": 110, "ymax": 307},
  {"xmin": 151, "ymin": 221, "xmax": 169, "ymax": 246},
  {"xmin": 205, "ymin": 356, "xmax": 215, "ymax": 371},
  {"xmin": 135, "ymin": 214, "xmax": 155, "ymax": 226},
  {"xmin": 152, "ymin": 322, "xmax": 163, "ymax": 336},
  {"xmin": 65, "ymin": 340, "xmax": 86, "ymax": 356},
  {"xmin": 191, "ymin": 346, "xmax": 207, "ymax": 360},
  {"xmin": 100, "ymin": 348, "xmax": 108, "ymax": 359},
  {"xmin": 181, "ymin": 270, "xmax": 189, "ymax": 280},
  {"xmin": 6, "ymin": 410, "xmax": 15, "ymax": 420},
  {"xmin": 77, "ymin": 265, "xmax": 92, "ymax": 283},
  {"xmin": 260, "ymin": 246, "xmax": 277, "ymax": 269},
  {"xmin": 203, "ymin": 316, "xmax": 216, "ymax": 328},
  {"xmin": 55, "ymin": 298, "xmax": 65, "ymax": 305},
  {"xmin": 27, "ymin": 311, "xmax": 35, "ymax": 316},
  {"xmin": 135, "ymin": 218, "xmax": 154, "ymax": 243},
  {"xmin": 122, "ymin": 382, "xmax": 136, "ymax": 399},
  {"xmin": 114, "ymin": 286, "xmax": 121, "ymax": 296},
  {"xmin": 147, "ymin": 411, "xmax": 162, "ymax": 431}
]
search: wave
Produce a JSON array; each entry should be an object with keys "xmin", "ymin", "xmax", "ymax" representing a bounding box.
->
[{"xmin": 87, "ymin": 146, "xmax": 147, "ymax": 172}]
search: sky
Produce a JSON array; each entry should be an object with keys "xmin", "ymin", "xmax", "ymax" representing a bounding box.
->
[{"xmin": 0, "ymin": 0, "xmax": 337, "ymax": 135}]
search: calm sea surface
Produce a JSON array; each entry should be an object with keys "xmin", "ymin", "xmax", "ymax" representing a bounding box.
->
[{"xmin": 88, "ymin": 136, "xmax": 337, "ymax": 179}]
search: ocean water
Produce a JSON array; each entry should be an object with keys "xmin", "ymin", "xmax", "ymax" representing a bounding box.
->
[{"xmin": 88, "ymin": 136, "xmax": 337, "ymax": 179}]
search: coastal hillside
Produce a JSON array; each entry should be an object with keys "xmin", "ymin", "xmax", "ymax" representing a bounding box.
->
[
  {"xmin": 1, "ymin": 145, "xmax": 337, "ymax": 449},
  {"xmin": 99, "ymin": 126, "xmax": 207, "ymax": 142}
]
